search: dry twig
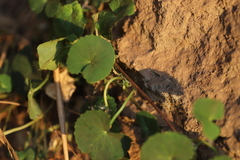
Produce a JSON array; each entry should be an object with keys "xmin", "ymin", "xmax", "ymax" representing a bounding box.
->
[
  {"xmin": 114, "ymin": 62, "xmax": 177, "ymax": 132},
  {"xmin": 53, "ymin": 68, "xmax": 69, "ymax": 160},
  {"xmin": 0, "ymin": 128, "xmax": 20, "ymax": 160}
]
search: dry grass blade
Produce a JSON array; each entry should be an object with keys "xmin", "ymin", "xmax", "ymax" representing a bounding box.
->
[
  {"xmin": 0, "ymin": 35, "xmax": 12, "ymax": 69},
  {"xmin": 0, "ymin": 128, "xmax": 20, "ymax": 160},
  {"xmin": 0, "ymin": 101, "xmax": 20, "ymax": 106}
]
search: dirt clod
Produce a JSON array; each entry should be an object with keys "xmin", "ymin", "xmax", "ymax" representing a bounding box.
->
[{"xmin": 114, "ymin": 0, "xmax": 240, "ymax": 159}]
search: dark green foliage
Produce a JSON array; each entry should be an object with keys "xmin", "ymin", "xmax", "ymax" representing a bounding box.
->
[
  {"xmin": 136, "ymin": 111, "xmax": 159, "ymax": 139},
  {"xmin": 11, "ymin": 46, "xmax": 41, "ymax": 95},
  {"xmin": 93, "ymin": 96, "xmax": 117, "ymax": 116},
  {"xmin": 53, "ymin": 1, "xmax": 86, "ymax": 37},
  {"xmin": 97, "ymin": 0, "xmax": 135, "ymax": 38}
]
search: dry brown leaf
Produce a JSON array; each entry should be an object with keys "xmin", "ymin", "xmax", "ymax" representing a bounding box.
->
[{"xmin": 45, "ymin": 69, "xmax": 76, "ymax": 102}]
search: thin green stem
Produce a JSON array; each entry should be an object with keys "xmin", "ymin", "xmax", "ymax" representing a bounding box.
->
[
  {"xmin": 103, "ymin": 77, "xmax": 123, "ymax": 107},
  {"xmin": 3, "ymin": 99, "xmax": 53, "ymax": 137},
  {"xmin": 4, "ymin": 115, "xmax": 43, "ymax": 136},
  {"xmin": 109, "ymin": 89, "xmax": 135, "ymax": 127},
  {"xmin": 31, "ymin": 73, "xmax": 50, "ymax": 93}
]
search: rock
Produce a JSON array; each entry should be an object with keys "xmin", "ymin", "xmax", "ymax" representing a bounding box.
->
[{"xmin": 114, "ymin": 0, "xmax": 240, "ymax": 159}]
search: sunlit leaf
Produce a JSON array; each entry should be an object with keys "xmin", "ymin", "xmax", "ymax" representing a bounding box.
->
[
  {"xmin": 67, "ymin": 35, "xmax": 115, "ymax": 83},
  {"xmin": 74, "ymin": 110, "xmax": 131, "ymax": 160},
  {"xmin": 193, "ymin": 98, "xmax": 224, "ymax": 141},
  {"xmin": 53, "ymin": 1, "xmax": 86, "ymax": 37},
  {"xmin": 0, "ymin": 74, "xmax": 12, "ymax": 93},
  {"xmin": 27, "ymin": 74, "xmax": 49, "ymax": 120},
  {"xmin": 202, "ymin": 121, "xmax": 220, "ymax": 142},
  {"xmin": 109, "ymin": 0, "xmax": 135, "ymax": 16},
  {"xmin": 28, "ymin": 0, "xmax": 47, "ymax": 13},
  {"xmin": 141, "ymin": 132, "xmax": 194, "ymax": 160},
  {"xmin": 37, "ymin": 37, "xmax": 69, "ymax": 70},
  {"xmin": 193, "ymin": 98, "xmax": 224, "ymax": 122},
  {"xmin": 28, "ymin": 84, "xmax": 42, "ymax": 120}
]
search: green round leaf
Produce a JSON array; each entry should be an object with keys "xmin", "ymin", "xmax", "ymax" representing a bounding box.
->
[
  {"xmin": 0, "ymin": 74, "xmax": 12, "ymax": 93},
  {"xmin": 141, "ymin": 132, "xmax": 195, "ymax": 160},
  {"xmin": 193, "ymin": 98, "xmax": 224, "ymax": 141},
  {"xmin": 193, "ymin": 98, "xmax": 224, "ymax": 122},
  {"xmin": 74, "ymin": 110, "xmax": 131, "ymax": 160},
  {"xmin": 67, "ymin": 35, "xmax": 115, "ymax": 83},
  {"xmin": 202, "ymin": 121, "xmax": 220, "ymax": 141}
]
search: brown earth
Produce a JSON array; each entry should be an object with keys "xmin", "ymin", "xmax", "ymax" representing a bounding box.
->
[{"xmin": 113, "ymin": 0, "xmax": 240, "ymax": 159}]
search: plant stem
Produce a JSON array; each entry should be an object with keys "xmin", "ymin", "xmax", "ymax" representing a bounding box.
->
[
  {"xmin": 4, "ymin": 115, "xmax": 43, "ymax": 136},
  {"xmin": 109, "ymin": 89, "xmax": 135, "ymax": 127},
  {"xmin": 3, "ymin": 100, "xmax": 54, "ymax": 136},
  {"xmin": 31, "ymin": 72, "xmax": 50, "ymax": 93},
  {"xmin": 103, "ymin": 76, "xmax": 123, "ymax": 107}
]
